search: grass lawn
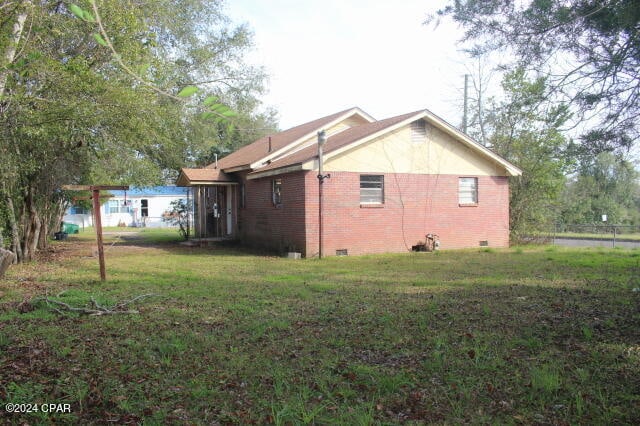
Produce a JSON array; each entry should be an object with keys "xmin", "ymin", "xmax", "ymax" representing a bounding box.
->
[{"xmin": 1, "ymin": 231, "xmax": 639, "ymax": 425}]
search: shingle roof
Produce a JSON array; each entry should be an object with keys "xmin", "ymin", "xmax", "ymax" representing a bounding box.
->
[
  {"xmin": 177, "ymin": 168, "xmax": 234, "ymax": 186},
  {"xmin": 212, "ymin": 107, "xmax": 366, "ymax": 170},
  {"xmin": 250, "ymin": 110, "xmax": 423, "ymax": 175}
]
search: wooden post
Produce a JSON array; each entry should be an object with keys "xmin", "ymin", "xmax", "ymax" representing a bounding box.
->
[
  {"xmin": 92, "ymin": 189, "xmax": 106, "ymax": 281},
  {"xmin": 62, "ymin": 185, "xmax": 128, "ymax": 281}
]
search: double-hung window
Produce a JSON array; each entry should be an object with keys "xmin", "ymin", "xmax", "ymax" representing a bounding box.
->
[
  {"xmin": 106, "ymin": 200, "xmax": 131, "ymax": 214},
  {"xmin": 458, "ymin": 177, "xmax": 478, "ymax": 205},
  {"xmin": 360, "ymin": 175, "xmax": 384, "ymax": 204}
]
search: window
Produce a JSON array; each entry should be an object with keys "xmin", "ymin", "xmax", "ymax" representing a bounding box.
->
[
  {"xmin": 140, "ymin": 199, "xmax": 149, "ymax": 217},
  {"xmin": 106, "ymin": 200, "xmax": 131, "ymax": 214},
  {"xmin": 272, "ymin": 179, "xmax": 282, "ymax": 205},
  {"xmin": 459, "ymin": 177, "xmax": 478, "ymax": 205},
  {"xmin": 360, "ymin": 175, "xmax": 384, "ymax": 204},
  {"xmin": 107, "ymin": 200, "xmax": 119, "ymax": 214},
  {"xmin": 69, "ymin": 206, "xmax": 88, "ymax": 215}
]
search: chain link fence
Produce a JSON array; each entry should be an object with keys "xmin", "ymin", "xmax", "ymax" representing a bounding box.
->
[{"xmin": 552, "ymin": 224, "xmax": 640, "ymax": 248}]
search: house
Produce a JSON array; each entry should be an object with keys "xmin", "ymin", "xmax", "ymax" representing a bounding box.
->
[
  {"xmin": 176, "ymin": 107, "xmax": 522, "ymax": 256},
  {"xmin": 63, "ymin": 186, "xmax": 190, "ymax": 229}
]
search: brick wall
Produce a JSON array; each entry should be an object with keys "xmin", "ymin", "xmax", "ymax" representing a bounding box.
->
[
  {"xmin": 304, "ymin": 172, "xmax": 510, "ymax": 257},
  {"xmin": 237, "ymin": 171, "xmax": 307, "ymax": 253},
  {"xmin": 237, "ymin": 170, "xmax": 510, "ymax": 257}
]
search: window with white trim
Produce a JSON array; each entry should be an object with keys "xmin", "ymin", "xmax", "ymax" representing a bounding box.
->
[
  {"xmin": 360, "ymin": 175, "xmax": 384, "ymax": 204},
  {"xmin": 106, "ymin": 200, "xmax": 131, "ymax": 214},
  {"xmin": 459, "ymin": 177, "xmax": 478, "ymax": 204}
]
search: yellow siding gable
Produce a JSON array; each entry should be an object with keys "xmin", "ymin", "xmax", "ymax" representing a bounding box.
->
[
  {"xmin": 323, "ymin": 123, "xmax": 511, "ymax": 176},
  {"xmin": 273, "ymin": 115, "xmax": 373, "ymax": 160}
]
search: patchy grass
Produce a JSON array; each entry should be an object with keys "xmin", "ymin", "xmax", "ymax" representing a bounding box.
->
[{"xmin": 1, "ymin": 233, "xmax": 639, "ymax": 424}]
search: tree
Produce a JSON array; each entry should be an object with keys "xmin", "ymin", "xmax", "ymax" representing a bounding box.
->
[
  {"xmin": 0, "ymin": 1, "xmax": 271, "ymax": 262},
  {"xmin": 431, "ymin": 0, "xmax": 640, "ymax": 154},
  {"xmin": 457, "ymin": 55, "xmax": 498, "ymax": 145},
  {"xmin": 478, "ymin": 69, "xmax": 571, "ymax": 240},
  {"xmin": 561, "ymin": 152, "xmax": 640, "ymax": 225},
  {"xmin": 163, "ymin": 199, "xmax": 192, "ymax": 240}
]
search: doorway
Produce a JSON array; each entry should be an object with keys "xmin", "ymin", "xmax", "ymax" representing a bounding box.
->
[{"xmin": 193, "ymin": 185, "xmax": 235, "ymax": 238}]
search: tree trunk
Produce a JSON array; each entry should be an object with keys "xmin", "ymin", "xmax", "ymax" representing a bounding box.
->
[
  {"xmin": 37, "ymin": 197, "xmax": 67, "ymax": 250},
  {"xmin": 5, "ymin": 191, "xmax": 23, "ymax": 262},
  {"xmin": 38, "ymin": 219, "xmax": 49, "ymax": 250},
  {"xmin": 0, "ymin": 248, "xmax": 16, "ymax": 279},
  {"xmin": 0, "ymin": 1, "xmax": 30, "ymax": 99},
  {"xmin": 27, "ymin": 210, "xmax": 41, "ymax": 258},
  {"xmin": 21, "ymin": 186, "xmax": 40, "ymax": 262}
]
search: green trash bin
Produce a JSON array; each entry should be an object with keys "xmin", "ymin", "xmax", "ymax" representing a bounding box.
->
[{"xmin": 62, "ymin": 222, "xmax": 80, "ymax": 234}]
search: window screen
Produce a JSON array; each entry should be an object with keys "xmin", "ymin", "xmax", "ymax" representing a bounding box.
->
[
  {"xmin": 360, "ymin": 175, "xmax": 384, "ymax": 204},
  {"xmin": 459, "ymin": 177, "xmax": 478, "ymax": 204}
]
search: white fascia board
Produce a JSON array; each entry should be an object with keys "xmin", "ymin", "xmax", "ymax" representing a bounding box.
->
[
  {"xmin": 422, "ymin": 110, "xmax": 523, "ymax": 176},
  {"xmin": 246, "ymin": 164, "xmax": 304, "ymax": 180},
  {"xmin": 249, "ymin": 108, "xmax": 376, "ymax": 170},
  {"xmin": 301, "ymin": 112, "xmax": 426, "ymax": 169},
  {"xmin": 301, "ymin": 110, "xmax": 523, "ymax": 177}
]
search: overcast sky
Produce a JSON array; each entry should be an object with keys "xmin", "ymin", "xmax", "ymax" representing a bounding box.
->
[{"xmin": 225, "ymin": 0, "xmax": 475, "ymax": 130}]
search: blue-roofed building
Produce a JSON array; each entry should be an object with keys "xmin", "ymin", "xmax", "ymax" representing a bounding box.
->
[{"xmin": 64, "ymin": 186, "xmax": 190, "ymax": 229}]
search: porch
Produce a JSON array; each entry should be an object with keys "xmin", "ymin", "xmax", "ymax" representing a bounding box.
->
[{"xmin": 176, "ymin": 168, "xmax": 238, "ymax": 239}]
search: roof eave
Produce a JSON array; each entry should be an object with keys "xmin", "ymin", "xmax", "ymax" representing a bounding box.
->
[
  {"xmin": 187, "ymin": 181, "xmax": 238, "ymax": 186},
  {"xmin": 247, "ymin": 164, "xmax": 305, "ymax": 180},
  {"xmin": 421, "ymin": 110, "xmax": 523, "ymax": 176},
  {"xmin": 221, "ymin": 165, "xmax": 251, "ymax": 173},
  {"xmin": 249, "ymin": 107, "xmax": 376, "ymax": 170},
  {"xmin": 176, "ymin": 171, "xmax": 190, "ymax": 187},
  {"xmin": 317, "ymin": 112, "xmax": 426, "ymax": 165},
  {"xmin": 176, "ymin": 168, "xmax": 239, "ymax": 187},
  {"xmin": 293, "ymin": 110, "xmax": 522, "ymax": 177}
]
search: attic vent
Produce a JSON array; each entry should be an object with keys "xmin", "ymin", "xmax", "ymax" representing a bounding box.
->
[{"xmin": 411, "ymin": 119, "xmax": 427, "ymax": 143}]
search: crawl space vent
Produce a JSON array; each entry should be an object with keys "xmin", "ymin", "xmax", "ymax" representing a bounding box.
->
[
  {"xmin": 336, "ymin": 249, "xmax": 348, "ymax": 256},
  {"xmin": 479, "ymin": 240, "xmax": 489, "ymax": 247}
]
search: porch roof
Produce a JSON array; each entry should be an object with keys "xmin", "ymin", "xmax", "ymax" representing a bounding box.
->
[{"xmin": 176, "ymin": 168, "xmax": 237, "ymax": 186}]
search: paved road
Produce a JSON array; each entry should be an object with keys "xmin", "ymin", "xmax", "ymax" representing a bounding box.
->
[{"xmin": 553, "ymin": 237, "xmax": 640, "ymax": 249}]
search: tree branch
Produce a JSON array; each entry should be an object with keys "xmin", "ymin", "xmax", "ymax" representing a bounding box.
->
[{"xmin": 36, "ymin": 293, "xmax": 159, "ymax": 316}]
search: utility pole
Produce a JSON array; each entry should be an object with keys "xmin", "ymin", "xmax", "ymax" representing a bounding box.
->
[
  {"xmin": 317, "ymin": 130, "xmax": 330, "ymax": 259},
  {"xmin": 463, "ymin": 74, "xmax": 470, "ymax": 134}
]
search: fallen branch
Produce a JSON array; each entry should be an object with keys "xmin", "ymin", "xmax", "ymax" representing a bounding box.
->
[{"xmin": 37, "ymin": 294, "xmax": 159, "ymax": 316}]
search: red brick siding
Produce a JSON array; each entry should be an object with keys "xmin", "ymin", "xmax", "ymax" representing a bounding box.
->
[
  {"xmin": 237, "ymin": 171, "xmax": 307, "ymax": 253},
  {"xmin": 304, "ymin": 172, "xmax": 510, "ymax": 256},
  {"xmin": 236, "ymin": 170, "xmax": 510, "ymax": 257}
]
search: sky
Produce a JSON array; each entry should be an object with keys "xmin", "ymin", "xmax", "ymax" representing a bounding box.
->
[{"xmin": 224, "ymin": 0, "xmax": 475, "ymax": 130}]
